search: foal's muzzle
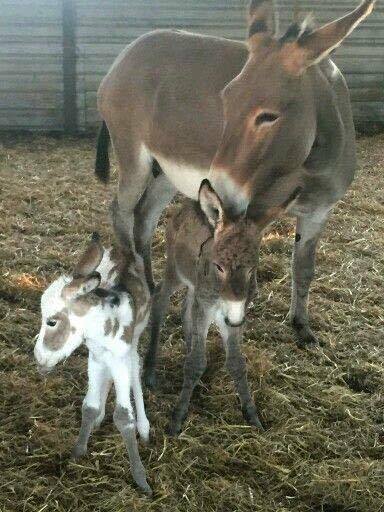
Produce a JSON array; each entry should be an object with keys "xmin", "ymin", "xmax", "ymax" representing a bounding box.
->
[{"xmin": 224, "ymin": 317, "xmax": 245, "ymax": 328}]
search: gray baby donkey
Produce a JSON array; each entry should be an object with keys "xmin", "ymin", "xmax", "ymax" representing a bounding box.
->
[{"xmin": 145, "ymin": 179, "xmax": 299, "ymax": 435}]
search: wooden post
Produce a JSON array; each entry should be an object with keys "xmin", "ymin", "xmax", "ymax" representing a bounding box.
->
[{"xmin": 62, "ymin": 0, "xmax": 77, "ymax": 134}]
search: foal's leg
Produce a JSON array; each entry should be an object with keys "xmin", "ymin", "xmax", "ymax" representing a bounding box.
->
[
  {"xmin": 182, "ymin": 287, "xmax": 195, "ymax": 352},
  {"xmin": 290, "ymin": 209, "xmax": 330, "ymax": 348},
  {"xmin": 72, "ymin": 353, "xmax": 110, "ymax": 458},
  {"xmin": 168, "ymin": 301, "xmax": 211, "ymax": 436},
  {"xmin": 143, "ymin": 270, "xmax": 181, "ymax": 389},
  {"xmin": 131, "ymin": 350, "xmax": 150, "ymax": 443},
  {"xmin": 134, "ymin": 173, "xmax": 176, "ymax": 292},
  {"xmin": 216, "ymin": 315, "xmax": 263, "ymax": 430},
  {"xmin": 111, "ymin": 358, "xmax": 151, "ymax": 495}
]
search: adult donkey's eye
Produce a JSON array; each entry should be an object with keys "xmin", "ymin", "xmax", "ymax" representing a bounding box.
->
[
  {"xmin": 214, "ymin": 263, "xmax": 224, "ymax": 273},
  {"xmin": 46, "ymin": 319, "xmax": 57, "ymax": 327},
  {"xmin": 255, "ymin": 111, "xmax": 280, "ymax": 127}
]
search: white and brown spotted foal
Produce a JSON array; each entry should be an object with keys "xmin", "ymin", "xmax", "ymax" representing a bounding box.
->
[{"xmin": 34, "ymin": 231, "xmax": 152, "ymax": 495}]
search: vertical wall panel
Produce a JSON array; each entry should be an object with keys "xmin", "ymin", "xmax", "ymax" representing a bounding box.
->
[
  {"xmin": 0, "ymin": 1, "xmax": 382, "ymax": 131},
  {"xmin": 0, "ymin": 0, "xmax": 63, "ymax": 130}
]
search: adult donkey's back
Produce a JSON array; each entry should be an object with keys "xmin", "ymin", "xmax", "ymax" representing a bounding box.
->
[{"xmin": 96, "ymin": 0, "xmax": 376, "ymax": 347}]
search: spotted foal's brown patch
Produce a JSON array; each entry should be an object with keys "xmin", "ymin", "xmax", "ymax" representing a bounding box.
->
[{"xmin": 44, "ymin": 310, "xmax": 71, "ymax": 351}]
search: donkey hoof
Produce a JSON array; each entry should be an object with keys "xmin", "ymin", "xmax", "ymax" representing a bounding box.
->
[
  {"xmin": 139, "ymin": 481, "xmax": 153, "ymax": 498},
  {"xmin": 71, "ymin": 444, "xmax": 87, "ymax": 459},
  {"xmin": 132, "ymin": 470, "xmax": 152, "ymax": 497},
  {"xmin": 241, "ymin": 406, "xmax": 264, "ymax": 431},
  {"xmin": 249, "ymin": 417, "xmax": 265, "ymax": 431},
  {"xmin": 167, "ymin": 421, "xmax": 180, "ymax": 436},
  {"xmin": 293, "ymin": 323, "xmax": 324, "ymax": 349},
  {"xmin": 143, "ymin": 369, "xmax": 157, "ymax": 390},
  {"xmin": 137, "ymin": 420, "xmax": 150, "ymax": 444},
  {"xmin": 167, "ymin": 420, "xmax": 182, "ymax": 437},
  {"xmin": 296, "ymin": 334, "xmax": 324, "ymax": 349},
  {"xmin": 167, "ymin": 408, "xmax": 187, "ymax": 436}
]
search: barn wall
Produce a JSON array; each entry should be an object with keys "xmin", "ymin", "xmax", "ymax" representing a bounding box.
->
[
  {"xmin": 0, "ymin": 0, "xmax": 63, "ymax": 131},
  {"xmin": 76, "ymin": 0, "xmax": 384, "ymax": 131},
  {"xmin": 1, "ymin": 0, "xmax": 383, "ymax": 132}
]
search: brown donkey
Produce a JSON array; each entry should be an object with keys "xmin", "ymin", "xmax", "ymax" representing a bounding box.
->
[
  {"xmin": 96, "ymin": 0, "xmax": 376, "ymax": 347},
  {"xmin": 144, "ymin": 180, "xmax": 300, "ymax": 434}
]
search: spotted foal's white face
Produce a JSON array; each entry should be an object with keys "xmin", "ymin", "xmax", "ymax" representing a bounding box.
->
[{"xmin": 34, "ymin": 272, "xmax": 103, "ymax": 372}]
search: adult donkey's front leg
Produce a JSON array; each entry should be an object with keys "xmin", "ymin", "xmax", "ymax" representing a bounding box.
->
[{"xmin": 290, "ymin": 209, "xmax": 330, "ymax": 348}]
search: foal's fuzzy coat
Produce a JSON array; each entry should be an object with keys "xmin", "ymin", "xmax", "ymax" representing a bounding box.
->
[
  {"xmin": 144, "ymin": 180, "xmax": 298, "ymax": 434},
  {"xmin": 34, "ymin": 231, "xmax": 152, "ymax": 495}
]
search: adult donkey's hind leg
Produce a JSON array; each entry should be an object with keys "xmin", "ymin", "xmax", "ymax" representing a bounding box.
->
[
  {"xmin": 106, "ymin": 126, "xmax": 154, "ymax": 254},
  {"xmin": 134, "ymin": 173, "xmax": 176, "ymax": 292},
  {"xmin": 290, "ymin": 209, "xmax": 331, "ymax": 348}
]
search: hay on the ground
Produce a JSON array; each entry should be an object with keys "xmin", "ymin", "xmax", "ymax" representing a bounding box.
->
[{"xmin": 0, "ymin": 133, "xmax": 383, "ymax": 512}]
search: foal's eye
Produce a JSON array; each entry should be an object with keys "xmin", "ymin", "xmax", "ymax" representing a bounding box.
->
[
  {"xmin": 255, "ymin": 111, "xmax": 280, "ymax": 127},
  {"xmin": 214, "ymin": 263, "xmax": 224, "ymax": 273},
  {"xmin": 46, "ymin": 319, "xmax": 57, "ymax": 328}
]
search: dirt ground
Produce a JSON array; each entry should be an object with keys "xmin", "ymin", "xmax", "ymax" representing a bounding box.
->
[{"xmin": 0, "ymin": 133, "xmax": 383, "ymax": 512}]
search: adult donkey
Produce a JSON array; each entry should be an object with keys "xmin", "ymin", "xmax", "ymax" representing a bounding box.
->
[{"xmin": 96, "ymin": 0, "xmax": 376, "ymax": 348}]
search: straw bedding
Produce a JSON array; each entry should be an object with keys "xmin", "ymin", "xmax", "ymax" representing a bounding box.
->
[{"xmin": 0, "ymin": 133, "xmax": 383, "ymax": 512}]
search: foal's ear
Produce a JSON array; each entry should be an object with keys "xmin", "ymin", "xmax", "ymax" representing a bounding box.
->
[
  {"xmin": 248, "ymin": 0, "xmax": 278, "ymax": 44},
  {"xmin": 62, "ymin": 272, "xmax": 101, "ymax": 301},
  {"xmin": 73, "ymin": 232, "xmax": 104, "ymax": 278},
  {"xmin": 199, "ymin": 179, "xmax": 225, "ymax": 228},
  {"xmin": 280, "ymin": 0, "xmax": 376, "ymax": 75},
  {"xmin": 258, "ymin": 187, "xmax": 302, "ymax": 230}
]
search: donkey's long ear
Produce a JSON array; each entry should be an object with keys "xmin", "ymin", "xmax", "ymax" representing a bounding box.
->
[
  {"xmin": 258, "ymin": 187, "xmax": 302, "ymax": 230},
  {"xmin": 62, "ymin": 272, "xmax": 101, "ymax": 301},
  {"xmin": 199, "ymin": 179, "xmax": 225, "ymax": 228},
  {"xmin": 73, "ymin": 232, "xmax": 104, "ymax": 278},
  {"xmin": 280, "ymin": 0, "xmax": 376, "ymax": 75},
  {"xmin": 248, "ymin": 0, "xmax": 278, "ymax": 44}
]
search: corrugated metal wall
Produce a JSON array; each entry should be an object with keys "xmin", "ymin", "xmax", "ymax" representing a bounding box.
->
[
  {"xmin": 1, "ymin": 0, "xmax": 383, "ymax": 132},
  {"xmin": 0, "ymin": 0, "xmax": 63, "ymax": 130}
]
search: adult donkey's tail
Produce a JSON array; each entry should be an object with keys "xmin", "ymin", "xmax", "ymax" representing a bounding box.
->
[{"xmin": 95, "ymin": 121, "xmax": 110, "ymax": 183}]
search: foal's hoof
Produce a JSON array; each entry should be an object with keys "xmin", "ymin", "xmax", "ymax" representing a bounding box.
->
[
  {"xmin": 167, "ymin": 412, "xmax": 186, "ymax": 437},
  {"xmin": 132, "ymin": 469, "xmax": 153, "ymax": 497},
  {"xmin": 143, "ymin": 369, "xmax": 157, "ymax": 390},
  {"xmin": 137, "ymin": 420, "xmax": 150, "ymax": 445},
  {"xmin": 71, "ymin": 444, "xmax": 87, "ymax": 459},
  {"xmin": 241, "ymin": 406, "xmax": 265, "ymax": 431},
  {"xmin": 138, "ymin": 481, "xmax": 153, "ymax": 498},
  {"xmin": 166, "ymin": 421, "xmax": 182, "ymax": 437}
]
